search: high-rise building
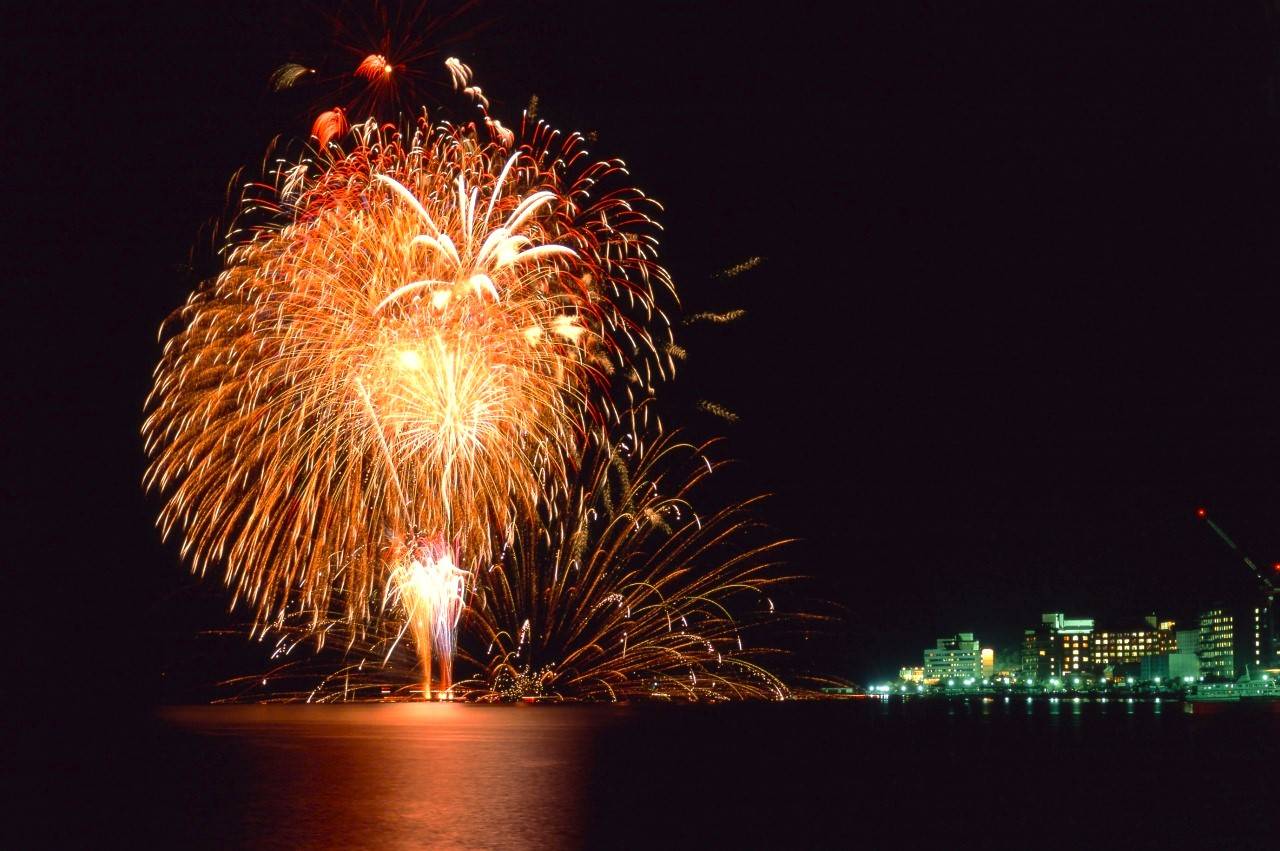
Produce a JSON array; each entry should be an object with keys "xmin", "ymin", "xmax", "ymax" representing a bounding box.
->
[
  {"xmin": 1200, "ymin": 601, "xmax": 1279, "ymax": 679},
  {"xmin": 1245, "ymin": 602, "xmax": 1277, "ymax": 673},
  {"xmin": 923, "ymin": 633, "xmax": 982, "ymax": 683},
  {"xmin": 981, "ymin": 648, "xmax": 994, "ymax": 678},
  {"xmin": 1021, "ymin": 630, "xmax": 1045, "ymax": 680},
  {"xmin": 1199, "ymin": 608, "xmax": 1235, "ymax": 679}
]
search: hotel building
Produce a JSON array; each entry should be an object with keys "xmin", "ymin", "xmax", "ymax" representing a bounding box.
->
[
  {"xmin": 923, "ymin": 633, "xmax": 983, "ymax": 683},
  {"xmin": 1021, "ymin": 613, "xmax": 1094, "ymax": 679},
  {"xmin": 1092, "ymin": 617, "xmax": 1176, "ymax": 670},
  {"xmin": 1020, "ymin": 613, "xmax": 1175, "ymax": 678}
]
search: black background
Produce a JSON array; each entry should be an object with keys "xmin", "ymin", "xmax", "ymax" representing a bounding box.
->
[{"xmin": 10, "ymin": 1, "xmax": 1280, "ymax": 706}]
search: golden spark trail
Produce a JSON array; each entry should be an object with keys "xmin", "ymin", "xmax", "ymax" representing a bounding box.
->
[
  {"xmin": 459, "ymin": 427, "xmax": 810, "ymax": 702},
  {"xmin": 388, "ymin": 538, "xmax": 466, "ymax": 699}
]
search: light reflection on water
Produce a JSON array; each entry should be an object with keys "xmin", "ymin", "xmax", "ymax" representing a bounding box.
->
[
  {"xmin": 156, "ymin": 704, "xmax": 624, "ymax": 850},
  {"xmin": 917, "ymin": 696, "xmax": 1168, "ymax": 719},
  {"xmin": 149, "ymin": 700, "xmax": 1278, "ymax": 849}
]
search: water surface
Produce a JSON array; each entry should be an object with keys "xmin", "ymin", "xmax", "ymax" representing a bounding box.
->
[{"xmin": 134, "ymin": 700, "xmax": 1278, "ymax": 849}]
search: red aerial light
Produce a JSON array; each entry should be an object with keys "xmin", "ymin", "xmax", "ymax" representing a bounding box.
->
[{"xmin": 1195, "ymin": 507, "xmax": 1206, "ymax": 518}]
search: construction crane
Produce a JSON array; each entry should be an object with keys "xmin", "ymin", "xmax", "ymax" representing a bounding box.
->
[
  {"xmin": 1195, "ymin": 507, "xmax": 1278, "ymax": 598},
  {"xmin": 1195, "ymin": 507, "xmax": 1279, "ymax": 675}
]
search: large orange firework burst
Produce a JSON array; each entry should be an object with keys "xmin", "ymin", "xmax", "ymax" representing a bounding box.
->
[{"xmin": 143, "ymin": 109, "xmax": 675, "ymax": 685}]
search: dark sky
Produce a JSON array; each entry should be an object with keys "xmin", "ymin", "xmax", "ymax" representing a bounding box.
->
[{"xmin": 12, "ymin": 1, "xmax": 1280, "ymax": 697}]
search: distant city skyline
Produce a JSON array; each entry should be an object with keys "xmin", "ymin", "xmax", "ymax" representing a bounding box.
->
[{"xmin": 879, "ymin": 597, "xmax": 1277, "ymax": 686}]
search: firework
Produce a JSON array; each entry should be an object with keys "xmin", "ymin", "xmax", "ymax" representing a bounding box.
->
[
  {"xmin": 215, "ymin": 425, "xmax": 813, "ymax": 703},
  {"xmin": 270, "ymin": 63, "xmax": 315, "ymax": 92},
  {"xmin": 459, "ymin": 427, "xmax": 804, "ymax": 702},
  {"xmin": 387, "ymin": 536, "xmax": 466, "ymax": 698},
  {"xmin": 696, "ymin": 400, "xmax": 739, "ymax": 422},
  {"xmin": 356, "ymin": 54, "xmax": 395, "ymax": 81},
  {"xmin": 144, "ymin": 107, "xmax": 674, "ymax": 693},
  {"xmin": 686, "ymin": 309, "xmax": 746, "ymax": 325},
  {"xmin": 310, "ymin": 107, "xmax": 349, "ymax": 148},
  {"xmin": 715, "ymin": 255, "xmax": 763, "ymax": 278}
]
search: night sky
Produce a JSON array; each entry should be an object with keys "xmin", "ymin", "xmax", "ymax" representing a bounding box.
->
[{"xmin": 13, "ymin": 1, "xmax": 1280, "ymax": 700}]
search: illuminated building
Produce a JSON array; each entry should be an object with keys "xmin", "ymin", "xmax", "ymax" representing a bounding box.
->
[
  {"xmin": 1092, "ymin": 616, "xmax": 1176, "ymax": 669},
  {"xmin": 1199, "ymin": 602, "xmax": 1279, "ymax": 679},
  {"xmin": 1020, "ymin": 613, "xmax": 1180, "ymax": 678},
  {"xmin": 1198, "ymin": 608, "xmax": 1235, "ymax": 679},
  {"xmin": 1021, "ymin": 613, "xmax": 1094, "ymax": 679},
  {"xmin": 1259, "ymin": 601, "xmax": 1280, "ymax": 675},
  {"xmin": 1247, "ymin": 602, "xmax": 1279, "ymax": 673},
  {"xmin": 1022, "ymin": 629, "xmax": 1049, "ymax": 680},
  {"xmin": 1055, "ymin": 628, "xmax": 1094, "ymax": 674},
  {"xmin": 1232, "ymin": 602, "xmax": 1272, "ymax": 675},
  {"xmin": 923, "ymin": 633, "xmax": 982, "ymax": 683},
  {"xmin": 1133, "ymin": 628, "xmax": 1205, "ymax": 682},
  {"xmin": 898, "ymin": 666, "xmax": 924, "ymax": 684},
  {"xmin": 981, "ymin": 648, "xmax": 994, "ymax": 678}
]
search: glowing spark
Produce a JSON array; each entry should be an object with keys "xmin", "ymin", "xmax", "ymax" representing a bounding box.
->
[
  {"xmin": 697, "ymin": 400, "xmax": 739, "ymax": 422},
  {"xmin": 270, "ymin": 63, "xmax": 314, "ymax": 92},
  {"xmin": 311, "ymin": 108, "xmax": 347, "ymax": 147},
  {"xmin": 686, "ymin": 309, "xmax": 746, "ymax": 325},
  {"xmin": 356, "ymin": 54, "xmax": 393, "ymax": 81},
  {"xmin": 390, "ymin": 539, "xmax": 466, "ymax": 699},
  {"xmin": 716, "ymin": 256, "xmax": 763, "ymax": 278},
  {"xmin": 445, "ymin": 57, "xmax": 472, "ymax": 89},
  {"xmin": 463, "ymin": 86, "xmax": 490, "ymax": 109}
]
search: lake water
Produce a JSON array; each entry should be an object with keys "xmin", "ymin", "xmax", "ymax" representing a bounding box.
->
[{"xmin": 41, "ymin": 699, "xmax": 1279, "ymax": 849}]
